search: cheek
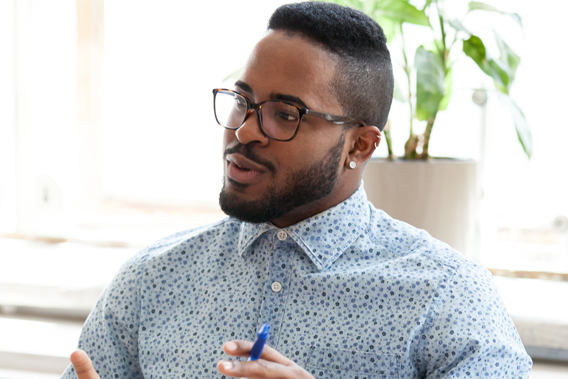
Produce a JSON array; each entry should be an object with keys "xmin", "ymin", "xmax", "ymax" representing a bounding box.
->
[
  {"xmin": 271, "ymin": 142, "xmax": 328, "ymax": 176},
  {"xmin": 293, "ymin": 125, "xmax": 346, "ymax": 158}
]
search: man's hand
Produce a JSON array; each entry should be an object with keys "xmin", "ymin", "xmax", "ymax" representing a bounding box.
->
[
  {"xmin": 217, "ymin": 341, "xmax": 315, "ymax": 379},
  {"xmin": 70, "ymin": 350, "xmax": 101, "ymax": 379}
]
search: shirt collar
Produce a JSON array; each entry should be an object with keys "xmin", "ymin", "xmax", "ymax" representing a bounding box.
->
[{"xmin": 237, "ymin": 184, "xmax": 371, "ymax": 271}]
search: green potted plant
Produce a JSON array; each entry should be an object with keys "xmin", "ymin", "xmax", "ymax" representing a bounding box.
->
[{"xmin": 322, "ymin": 0, "xmax": 531, "ymax": 255}]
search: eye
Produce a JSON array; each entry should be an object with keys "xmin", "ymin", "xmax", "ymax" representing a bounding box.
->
[
  {"xmin": 234, "ymin": 97, "xmax": 247, "ymax": 110},
  {"xmin": 274, "ymin": 110, "xmax": 299, "ymax": 122}
]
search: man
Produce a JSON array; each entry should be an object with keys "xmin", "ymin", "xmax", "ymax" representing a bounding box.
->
[{"xmin": 64, "ymin": 2, "xmax": 532, "ymax": 378}]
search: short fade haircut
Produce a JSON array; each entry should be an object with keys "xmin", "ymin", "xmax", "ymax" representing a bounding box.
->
[{"xmin": 267, "ymin": 1, "xmax": 394, "ymax": 131}]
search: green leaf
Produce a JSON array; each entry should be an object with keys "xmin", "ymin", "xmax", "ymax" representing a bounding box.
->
[
  {"xmin": 462, "ymin": 35, "xmax": 486, "ymax": 67},
  {"xmin": 374, "ymin": 0, "xmax": 431, "ymax": 27},
  {"xmin": 393, "ymin": 80, "xmax": 406, "ymax": 103},
  {"xmin": 485, "ymin": 59, "xmax": 509, "ymax": 94},
  {"xmin": 362, "ymin": 0, "xmax": 380, "ymax": 14},
  {"xmin": 422, "ymin": 39, "xmax": 443, "ymax": 55},
  {"xmin": 324, "ymin": 0, "xmax": 428, "ymax": 42},
  {"xmin": 376, "ymin": 16, "xmax": 402, "ymax": 43},
  {"xmin": 422, "ymin": 0, "xmax": 434, "ymax": 11},
  {"xmin": 438, "ymin": 93, "xmax": 451, "ymax": 112},
  {"xmin": 468, "ymin": 1, "xmax": 523, "ymax": 28},
  {"xmin": 494, "ymin": 32, "xmax": 520, "ymax": 85},
  {"xmin": 439, "ymin": 68, "xmax": 453, "ymax": 111},
  {"xmin": 497, "ymin": 93, "xmax": 532, "ymax": 158},
  {"xmin": 415, "ymin": 46, "xmax": 445, "ymax": 121},
  {"xmin": 448, "ymin": 18, "xmax": 470, "ymax": 35},
  {"xmin": 469, "ymin": 2, "xmax": 500, "ymax": 12},
  {"xmin": 463, "ymin": 35, "xmax": 510, "ymax": 94}
]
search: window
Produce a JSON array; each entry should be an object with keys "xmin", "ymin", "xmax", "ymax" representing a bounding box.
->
[
  {"xmin": 1, "ymin": 0, "xmax": 566, "ymax": 294},
  {"xmin": 1, "ymin": 0, "xmax": 567, "ymax": 373}
]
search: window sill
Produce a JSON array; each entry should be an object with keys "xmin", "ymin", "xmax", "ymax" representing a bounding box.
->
[{"xmin": 0, "ymin": 315, "xmax": 81, "ymax": 374}]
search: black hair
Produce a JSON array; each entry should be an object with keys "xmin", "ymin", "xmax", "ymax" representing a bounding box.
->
[{"xmin": 267, "ymin": 1, "xmax": 394, "ymax": 130}]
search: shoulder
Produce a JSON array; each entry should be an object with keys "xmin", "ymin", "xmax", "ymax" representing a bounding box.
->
[
  {"xmin": 366, "ymin": 204, "xmax": 488, "ymax": 282},
  {"xmin": 116, "ymin": 217, "xmax": 241, "ymax": 277},
  {"xmin": 368, "ymin": 205, "xmax": 460, "ymax": 259},
  {"xmin": 135, "ymin": 217, "xmax": 240, "ymax": 263}
]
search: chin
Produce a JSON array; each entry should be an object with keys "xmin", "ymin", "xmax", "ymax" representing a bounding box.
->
[{"xmin": 225, "ymin": 177, "xmax": 271, "ymax": 200}]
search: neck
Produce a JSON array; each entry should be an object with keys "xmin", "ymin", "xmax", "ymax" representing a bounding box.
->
[{"xmin": 271, "ymin": 180, "xmax": 360, "ymax": 228}]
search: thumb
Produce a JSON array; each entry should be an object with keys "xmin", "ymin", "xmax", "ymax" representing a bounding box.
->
[{"xmin": 70, "ymin": 350, "xmax": 101, "ymax": 379}]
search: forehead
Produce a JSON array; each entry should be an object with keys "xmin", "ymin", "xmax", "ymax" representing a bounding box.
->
[{"xmin": 238, "ymin": 30, "xmax": 341, "ymax": 112}]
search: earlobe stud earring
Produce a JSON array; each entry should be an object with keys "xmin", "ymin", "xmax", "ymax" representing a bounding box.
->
[{"xmin": 349, "ymin": 161, "xmax": 357, "ymax": 169}]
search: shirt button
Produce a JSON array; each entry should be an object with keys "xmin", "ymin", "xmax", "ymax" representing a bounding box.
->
[
  {"xmin": 277, "ymin": 231, "xmax": 287, "ymax": 241},
  {"xmin": 271, "ymin": 281, "xmax": 282, "ymax": 293}
]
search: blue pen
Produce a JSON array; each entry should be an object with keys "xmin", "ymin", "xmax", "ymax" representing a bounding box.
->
[
  {"xmin": 239, "ymin": 324, "xmax": 270, "ymax": 379},
  {"xmin": 248, "ymin": 323, "xmax": 270, "ymax": 361}
]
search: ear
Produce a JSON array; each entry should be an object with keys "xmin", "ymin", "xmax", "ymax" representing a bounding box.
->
[{"xmin": 345, "ymin": 126, "xmax": 381, "ymax": 168}]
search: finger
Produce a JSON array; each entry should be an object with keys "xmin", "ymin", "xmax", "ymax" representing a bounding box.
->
[
  {"xmin": 70, "ymin": 350, "xmax": 101, "ymax": 379},
  {"xmin": 223, "ymin": 340, "xmax": 294, "ymax": 366},
  {"xmin": 217, "ymin": 358, "xmax": 306, "ymax": 379}
]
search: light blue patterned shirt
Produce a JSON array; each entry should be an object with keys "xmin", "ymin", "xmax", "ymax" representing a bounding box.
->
[{"xmin": 63, "ymin": 186, "xmax": 531, "ymax": 378}]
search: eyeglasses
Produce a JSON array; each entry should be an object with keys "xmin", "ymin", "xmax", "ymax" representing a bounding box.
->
[{"xmin": 212, "ymin": 88, "xmax": 367, "ymax": 141}]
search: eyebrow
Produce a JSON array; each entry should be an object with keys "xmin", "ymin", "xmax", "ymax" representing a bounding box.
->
[
  {"xmin": 234, "ymin": 80, "xmax": 309, "ymax": 109},
  {"xmin": 271, "ymin": 93, "xmax": 308, "ymax": 109},
  {"xmin": 235, "ymin": 80, "xmax": 253, "ymax": 95}
]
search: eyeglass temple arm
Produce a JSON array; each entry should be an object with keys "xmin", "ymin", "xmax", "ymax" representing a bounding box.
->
[{"xmin": 304, "ymin": 109, "xmax": 367, "ymax": 127}]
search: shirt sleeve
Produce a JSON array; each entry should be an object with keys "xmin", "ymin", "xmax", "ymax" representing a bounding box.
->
[
  {"xmin": 418, "ymin": 263, "xmax": 532, "ymax": 378},
  {"xmin": 61, "ymin": 250, "xmax": 149, "ymax": 379}
]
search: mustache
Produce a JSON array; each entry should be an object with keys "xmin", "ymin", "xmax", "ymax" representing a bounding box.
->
[{"xmin": 224, "ymin": 143, "xmax": 276, "ymax": 174}]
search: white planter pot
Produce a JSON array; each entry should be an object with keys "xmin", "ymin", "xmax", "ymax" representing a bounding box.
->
[{"xmin": 363, "ymin": 158, "xmax": 480, "ymax": 257}]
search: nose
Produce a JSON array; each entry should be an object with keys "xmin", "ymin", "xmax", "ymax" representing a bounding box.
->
[{"xmin": 235, "ymin": 109, "xmax": 270, "ymax": 146}]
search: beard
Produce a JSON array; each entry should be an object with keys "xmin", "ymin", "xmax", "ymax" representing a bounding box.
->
[{"xmin": 219, "ymin": 134, "xmax": 345, "ymax": 223}]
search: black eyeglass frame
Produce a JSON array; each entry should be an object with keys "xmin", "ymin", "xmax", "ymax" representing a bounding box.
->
[{"xmin": 212, "ymin": 88, "xmax": 368, "ymax": 142}]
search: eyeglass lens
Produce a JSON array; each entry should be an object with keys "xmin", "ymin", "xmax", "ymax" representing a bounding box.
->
[{"xmin": 214, "ymin": 91, "xmax": 301, "ymax": 140}]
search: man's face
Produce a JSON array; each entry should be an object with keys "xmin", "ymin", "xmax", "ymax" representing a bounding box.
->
[{"xmin": 219, "ymin": 31, "xmax": 350, "ymax": 227}]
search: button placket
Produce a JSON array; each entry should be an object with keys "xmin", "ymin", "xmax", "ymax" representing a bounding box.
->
[{"xmin": 256, "ymin": 232, "xmax": 294, "ymax": 348}]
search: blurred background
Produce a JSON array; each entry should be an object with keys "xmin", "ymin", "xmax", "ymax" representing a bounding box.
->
[{"xmin": 0, "ymin": 0, "xmax": 566, "ymax": 377}]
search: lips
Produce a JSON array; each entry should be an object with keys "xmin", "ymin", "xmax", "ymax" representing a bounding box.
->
[{"xmin": 226, "ymin": 154, "xmax": 268, "ymax": 184}]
